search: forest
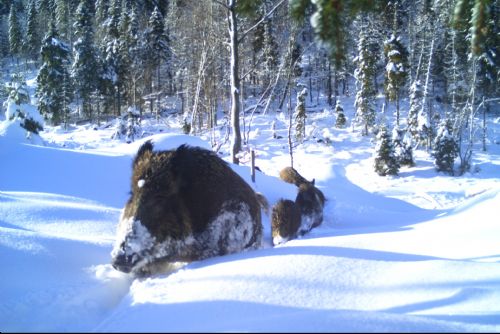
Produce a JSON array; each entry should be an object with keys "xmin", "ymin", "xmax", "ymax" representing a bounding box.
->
[{"xmin": 0, "ymin": 0, "xmax": 499, "ymax": 173}]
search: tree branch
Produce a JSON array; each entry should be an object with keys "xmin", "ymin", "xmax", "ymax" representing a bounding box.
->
[
  {"xmin": 211, "ymin": 0, "xmax": 229, "ymax": 10},
  {"xmin": 238, "ymin": 0, "xmax": 286, "ymax": 43}
]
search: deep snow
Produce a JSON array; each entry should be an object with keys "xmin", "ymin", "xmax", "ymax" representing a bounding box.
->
[{"xmin": 1, "ymin": 96, "xmax": 500, "ymax": 332}]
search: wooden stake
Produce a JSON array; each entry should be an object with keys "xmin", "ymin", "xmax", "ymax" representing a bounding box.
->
[{"xmin": 251, "ymin": 149, "xmax": 256, "ymax": 183}]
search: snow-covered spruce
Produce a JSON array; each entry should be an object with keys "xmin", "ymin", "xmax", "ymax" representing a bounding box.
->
[
  {"xmin": 334, "ymin": 100, "xmax": 346, "ymax": 128},
  {"xmin": 1, "ymin": 79, "xmax": 44, "ymax": 144},
  {"xmin": 432, "ymin": 119, "xmax": 459, "ymax": 175},
  {"xmin": 392, "ymin": 125, "xmax": 414, "ymax": 167},
  {"xmin": 373, "ymin": 125, "xmax": 400, "ymax": 176},
  {"xmin": 112, "ymin": 141, "xmax": 263, "ymax": 275},
  {"xmin": 295, "ymin": 86, "xmax": 307, "ymax": 143}
]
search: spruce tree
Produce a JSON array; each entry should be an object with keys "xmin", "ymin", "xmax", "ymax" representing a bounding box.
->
[
  {"xmin": 374, "ymin": 125, "xmax": 400, "ymax": 176},
  {"xmin": 98, "ymin": 0, "xmax": 122, "ymax": 116},
  {"xmin": 354, "ymin": 27, "xmax": 377, "ymax": 136},
  {"xmin": 407, "ymin": 80, "xmax": 424, "ymax": 143},
  {"xmin": 126, "ymin": 4, "xmax": 142, "ymax": 111},
  {"xmin": 262, "ymin": 19, "xmax": 278, "ymax": 86},
  {"xmin": 144, "ymin": 6, "xmax": 170, "ymax": 99},
  {"xmin": 37, "ymin": 0, "xmax": 56, "ymax": 33},
  {"xmin": 25, "ymin": 0, "xmax": 40, "ymax": 61},
  {"xmin": 55, "ymin": 0, "xmax": 74, "ymax": 44},
  {"xmin": 433, "ymin": 119, "xmax": 459, "ymax": 175},
  {"xmin": 8, "ymin": 5, "xmax": 22, "ymax": 58},
  {"xmin": 334, "ymin": 99, "xmax": 346, "ymax": 128},
  {"xmin": 295, "ymin": 86, "xmax": 307, "ymax": 143},
  {"xmin": 392, "ymin": 125, "xmax": 414, "ymax": 167},
  {"xmin": 5, "ymin": 75, "xmax": 44, "ymax": 137},
  {"xmin": 384, "ymin": 34, "xmax": 408, "ymax": 126},
  {"xmin": 36, "ymin": 23, "xmax": 72, "ymax": 125},
  {"xmin": 72, "ymin": 0, "xmax": 98, "ymax": 119}
]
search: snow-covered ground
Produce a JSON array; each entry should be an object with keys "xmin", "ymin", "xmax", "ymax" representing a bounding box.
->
[{"xmin": 1, "ymin": 97, "xmax": 500, "ymax": 332}]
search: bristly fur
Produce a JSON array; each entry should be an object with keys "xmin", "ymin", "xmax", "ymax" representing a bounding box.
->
[
  {"xmin": 276, "ymin": 166, "xmax": 326, "ymax": 240},
  {"xmin": 271, "ymin": 199, "xmax": 301, "ymax": 246},
  {"xmin": 112, "ymin": 143, "xmax": 264, "ymax": 275}
]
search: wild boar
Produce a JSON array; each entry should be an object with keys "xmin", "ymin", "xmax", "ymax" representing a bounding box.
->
[
  {"xmin": 111, "ymin": 141, "xmax": 263, "ymax": 275},
  {"xmin": 271, "ymin": 199, "xmax": 301, "ymax": 246}
]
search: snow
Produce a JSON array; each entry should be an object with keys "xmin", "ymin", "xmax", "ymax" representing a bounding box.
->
[{"xmin": 1, "ymin": 92, "xmax": 500, "ymax": 332}]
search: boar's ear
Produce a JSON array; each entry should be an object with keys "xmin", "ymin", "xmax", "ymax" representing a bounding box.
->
[
  {"xmin": 134, "ymin": 140, "xmax": 153, "ymax": 166},
  {"xmin": 311, "ymin": 178, "xmax": 315, "ymax": 186}
]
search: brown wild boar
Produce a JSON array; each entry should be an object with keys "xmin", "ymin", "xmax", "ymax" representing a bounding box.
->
[
  {"xmin": 295, "ymin": 182, "xmax": 324, "ymax": 235},
  {"xmin": 111, "ymin": 141, "xmax": 263, "ymax": 275},
  {"xmin": 279, "ymin": 166, "xmax": 325, "ymax": 236},
  {"xmin": 271, "ymin": 199, "xmax": 301, "ymax": 246}
]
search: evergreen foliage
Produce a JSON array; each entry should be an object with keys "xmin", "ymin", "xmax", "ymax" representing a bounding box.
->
[
  {"xmin": 72, "ymin": 0, "xmax": 98, "ymax": 119},
  {"xmin": 25, "ymin": 0, "xmax": 40, "ymax": 60},
  {"xmin": 334, "ymin": 100, "xmax": 346, "ymax": 128},
  {"xmin": 384, "ymin": 34, "xmax": 408, "ymax": 125},
  {"xmin": 354, "ymin": 27, "xmax": 376, "ymax": 136},
  {"xmin": 262, "ymin": 19, "xmax": 278, "ymax": 85},
  {"xmin": 144, "ymin": 6, "xmax": 170, "ymax": 84},
  {"xmin": 392, "ymin": 125, "xmax": 414, "ymax": 167},
  {"xmin": 295, "ymin": 87, "xmax": 307, "ymax": 143},
  {"xmin": 290, "ymin": 0, "xmax": 389, "ymax": 65},
  {"xmin": 433, "ymin": 119, "xmax": 459, "ymax": 175},
  {"xmin": 374, "ymin": 125, "xmax": 400, "ymax": 176},
  {"xmin": 407, "ymin": 80, "xmax": 424, "ymax": 143},
  {"xmin": 8, "ymin": 5, "xmax": 22, "ymax": 56},
  {"xmin": 4, "ymin": 76, "xmax": 44, "ymax": 135},
  {"xmin": 36, "ymin": 24, "xmax": 72, "ymax": 125}
]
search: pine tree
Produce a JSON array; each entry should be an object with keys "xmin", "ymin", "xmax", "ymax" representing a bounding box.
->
[
  {"xmin": 334, "ymin": 99, "xmax": 346, "ymax": 128},
  {"xmin": 374, "ymin": 125, "xmax": 400, "ymax": 176},
  {"xmin": 354, "ymin": 26, "xmax": 377, "ymax": 136},
  {"xmin": 384, "ymin": 34, "xmax": 408, "ymax": 126},
  {"xmin": 72, "ymin": 0, "xmax": 98, "ymax": 119},
  {"xmin": 433, "ymin": 119, "xmax": 459, "ymax": 175},
  {"xmin": 36, "ymin": 23, "xmax": 73, "ymax": 125},
  {"xmin": 8, "ymin": 5, "xmax": 22, "ymax": 58}
]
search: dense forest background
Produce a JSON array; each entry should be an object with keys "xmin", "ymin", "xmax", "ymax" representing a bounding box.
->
[{"xmin": 0, "ymin": 0, "xmax": 499, "ymax": 172}]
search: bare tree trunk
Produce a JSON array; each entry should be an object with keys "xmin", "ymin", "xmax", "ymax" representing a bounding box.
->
[
  {"xmin": 228, "ymin": 0, "xmax": 242, "ymax": 164},
  {"xmin": 421, "ymin": 36, "xmax": 435, "ymax": 151},
  {"xmin": 190, "ymin": 47, "xmax": 208, "ymax": 134},
  {"xmin": 288, "ymin": 88, "xmax": 294, "ymax": 168}
]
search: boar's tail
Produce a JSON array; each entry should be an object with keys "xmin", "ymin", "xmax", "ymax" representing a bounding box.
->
[{"xmin": 255, "ymin": 192, "xmax": 270, "ymax": 216}]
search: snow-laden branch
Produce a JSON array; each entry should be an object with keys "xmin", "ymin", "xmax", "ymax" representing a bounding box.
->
[{"xmin": 238, "ymin": 0, "xmax": 286, "ymax": 44}]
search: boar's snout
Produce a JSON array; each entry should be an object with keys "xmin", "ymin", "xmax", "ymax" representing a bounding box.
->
[{"xmin": 111, "ymin": 252, "xmax": 136, "ymax": 273}]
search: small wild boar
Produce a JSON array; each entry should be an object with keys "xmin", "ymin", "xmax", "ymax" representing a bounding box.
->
[
  {"xmin": 295, "ymin": 182, "xmax": 324, "ymax": 235},
  {"xmin": 111, "ymin": 141, "xmax": 263, "ymax": 275},
  {"xmin": 271, "ymin": 199, "xmax": 301, "ymax": 246},
  {"xmin": 278, "ymin": 166, "xmax": 325, "ymax": 236}
]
